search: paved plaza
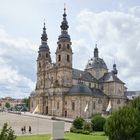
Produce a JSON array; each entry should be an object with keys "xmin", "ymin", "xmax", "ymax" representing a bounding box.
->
[{"xmin": 0, "ymin": 112, "xmax": 71, "ymax": 135}]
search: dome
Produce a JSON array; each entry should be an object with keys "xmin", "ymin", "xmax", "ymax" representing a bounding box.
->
[
  {"xmin": 86, "ymin": 57, "xmax": 107, "ymax": 69},
  {"xmin": 58, "ymin": 31, "xmax": 70, "ymax": 41},
  {"xmin": 39, "ymin": 43, "xmax": 49, "ymax": 48},
  {"xmin": 68, "ymin": 84, "xmax": 92, "ymax": 96},
  {"xmin": 30, "ymin": 91, "xmax": 36, "ymax": 96}
]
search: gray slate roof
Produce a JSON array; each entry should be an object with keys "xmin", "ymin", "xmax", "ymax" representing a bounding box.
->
[
  {"xmin": 69, "ymin": 84, "xmax": 92, "ymax": 96},
  {"xmin": 68, "ymin": 83, "xmax": 106, "ymax": 97},
  {"xmin": 125, "ymin": 91, "xmax": 140, "ymax": 96},
  {"xmin": 72, "ymin": 69, "xmax": 97, "ymax": 82},
  {"xmin": 99, "ymin": 72, "xmax": 124, "ymax": 84},
  {"xmin": 86, "ymin": 57, "xmax": 107, "ymax": 70},
  {"xmin": 91, "ymin": 88, "xmax": 107, "ymax": 97},
  {"xmin": 125, "ymin": 91, "xmax": 140, "ymax": 100}
]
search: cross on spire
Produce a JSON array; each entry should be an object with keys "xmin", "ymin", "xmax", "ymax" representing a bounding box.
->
[{"xmin": 41, "ymin": 20, "xmax": 48, "ymax": 43}]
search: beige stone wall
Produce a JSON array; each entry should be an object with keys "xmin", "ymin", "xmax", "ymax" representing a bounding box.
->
[
  {"xmin": 30, "ymin": 96, "xmax": 39, "ymax": 113},
  {"xmin": 56, "ymin": 41, "xmax": 72, "ymax": 68},
  {"xmin": 64, "ymin": 96, "xmax": 107, "ymax": 118},
  {"xmin": 102, "ymin": 81, "xmax": 126, "ymax": 112},
  {"xmin": 56, "ymin": 67, "xmax": 72, "ymax": 87},
  {"xmin": 103, "ymin": 82, "xmax": 125, "ymax": 96},
  {"xmin": 86, "ymin": 68, "xmax": 108, "ymax": 80},
  {"xmin": 110, "ymin": 98, "xmax": 126, "ymax": 111}
]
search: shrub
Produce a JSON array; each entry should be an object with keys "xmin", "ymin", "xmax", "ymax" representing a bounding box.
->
[
  {"xmin": 72, "ymin": 116, "xmax": 85, "ymax": 129},
  {"xmin": 70, "ymin": 126, "xmax": 77, "ymax": 133},
  {"xmin": 91, "ymin": 113, "xmax": 101, "ymax": 118},
  {"xmin": 104, "ymin": 106, "xmax": 139, "ymax": 140},
  {"xmin": 83, "ymin": 121, "xmax": 92, "ymax": 132},
  {"xmin": 0, "ymin": 123, "xmax": 16, "ymax": 140},
  {"xmin": 70, "ymin": 126, "xmax": 90, "ymax": 135},
  {"xmin": 135, "ymin": 133, "xmax": 140, "ymax": 140},
  {"xmin": 91, "ymin": 115, "xmax": 106, "ymax": 131},
  {"xmin": 81, "ymin": 130, "xmax": 90, "ymax": 135},
  {"xmin": 75, "ymin": 129, "xmax": 83, "ymax": 133}
]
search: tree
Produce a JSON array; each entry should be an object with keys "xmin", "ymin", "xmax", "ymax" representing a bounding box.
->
[
  {"xmin": 5, "ymin": 102, "xmax": 10, "ymax": 108},
  {"xmin": 129, "ymin": 96, "xmax": 140, "ymax": 136},
  {"xmin": 0, "ymin": 123, "xmax": 16, "ymax": 140},
  {"xmin": 72, "ymin": 116, "xmax": 85, "ymax": 129},
  {"xmin": 91, "ymin": 115, "xmax": 106, "ymax": 131},
  {"xmin": 22, "ymin": 97, "xmax": 29, "ymax": 108},
  {"xmin": 104, "ymin": 106, "xmax": 139, "ymax": 140},
  {"xmin": 83, "ymin": 121, "xmax": 92, "ymax": 131}
]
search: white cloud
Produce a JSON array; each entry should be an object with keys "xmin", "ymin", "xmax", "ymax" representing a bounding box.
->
[
  {"xmin": 0, "ymin": 27, "xmax": 36, "ymax": 98},
  {"xmin": 76, "ymin": 8, "xmax": 140, "ymax": 90},
  {"xmin": 1, "ymin": 5, "xmax": 140, "ymax": 98}
]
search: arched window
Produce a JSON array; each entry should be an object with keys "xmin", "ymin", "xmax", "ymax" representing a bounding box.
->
[
  {"xmin": 39, "ymin": 62, "xmax": 41, "ymax": 68},
  {"xmin": 59, "ymin": 44, "xmax": 61, "ymax": 49},
  {"xmin": 117, "ymin": 99, "xmax": 120, "ymax": 104},
  {"xmin": 51, "ymin": 77, "xmax": 53, "ymax": 83},
  {"xmin": 57, "ymin": 102, "xmax": 59, "ymax": 109},
  {"xmin": 98, "ymin": 98, "xmax": 102, "ymax": 104},
  {"xmin": 31, "ymin": 101, "xmax": 33, "ymax": 108},
  {"xmin": 89, "ymin": 83, "xmax": 91, "ymax": 88},
  {"xmin": 67, "ymin": 44, "xmax": 70, "ymax": 49},
  {"xmin": 58, "ymin": 55, "xmax": 61, "ymax": 61},
  {"xmin": 46, "ymin": 53, "xmax": 48, "ymax": 58},
  {"xmin": 72, "ymin": 102, "xmax": 75, "ymax": 111},
  {"xmin": 92, "ymin": 101, "xmax": 95, "ymax": 109},
  {"xmin": 39, "ymin": 53, "xmax": 41, "ymax": 57},
  {"xmin": 67, "ymin": 55, "xmax": 70, "ymax": 62}
]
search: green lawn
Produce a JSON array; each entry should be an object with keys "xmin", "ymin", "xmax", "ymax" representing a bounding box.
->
[{"xmin": 16, "ymin": 132, "xmax": 108, "ymax": 140}]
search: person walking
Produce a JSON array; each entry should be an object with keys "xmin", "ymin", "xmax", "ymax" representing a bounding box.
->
[
  {"xmin": 29, "ymin": 126, "xmax": 31, "ymax": 133},
  {"xmin": 21, "ymin": 127, "xmax": 24, "ymax": 134},
  {"xmin": 23, "ymin": 126, "xmax": 26, "ymax": 133}
]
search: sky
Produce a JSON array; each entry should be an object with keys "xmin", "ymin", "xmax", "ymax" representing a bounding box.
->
[{"xmin": 0, "ymin": 0, "xmax": 140, "ymax": 98}]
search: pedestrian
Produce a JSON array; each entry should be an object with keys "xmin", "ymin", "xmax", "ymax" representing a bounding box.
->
[
  {"xmin": 23, "ymin": 126, "xmax": 26, "ymax": 133},
  {"xmin": 29, "ymin": 126, "xmax": 31, "ymax": 133},
  {"xmin": 21, "ymin": 127, "xmax": 24, "ymax": 134}
]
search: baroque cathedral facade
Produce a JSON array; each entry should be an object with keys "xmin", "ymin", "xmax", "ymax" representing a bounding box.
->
[{"xmin": 30, "ymin": 8, "xmax": 127, "ymax": 118}]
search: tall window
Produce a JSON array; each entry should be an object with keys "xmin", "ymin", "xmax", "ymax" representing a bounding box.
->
[
  {"xmin": 89, "ymin": 83, "xmax": 91, "ymax": 88},
  {"xmin": 39, "ymin": 62, "xmax": 41, "ymax": 68},
  {"xmin": 59, "ymin": 44, "xmax": 61, "ymax": 49},
  {"xmin": 46, "ymin": 53, "xmax": 48, "ymax": 58},
  {"xmin": 98, "ymin": 98, "xmax": 102, "ymax": 104},
  {"xmin": 117, "ymin": 99, "xmax": 120, "ymax": 104},
  {"xmin": 72, "ymin": 102, "xmax": 75, "ymax": 111},
  {"xmin": 93, "ymin": 101, "xmax": 95, "ymax": 109},
  {"xmin": 57, "ymin": 102, "xmax": 59, "ymax": 109},
  {"xmin": 58, "ymin": 55, "xmax": 61, "ymax": 61},
  {"xmin": 67, "ymin": 44, "xmax": 70, "ymax": 49},
  {"xmin": 67, "ymin": 55, "xmax": 70, "ymax": 62},
  {"xmin": 31, "ymin": 101, "xmax": 33, "ymax": 108}
]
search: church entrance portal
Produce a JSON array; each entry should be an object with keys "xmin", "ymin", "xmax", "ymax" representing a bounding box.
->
[
  {"xmin": 64, "ymin": 110, "xmax": 67, "ymax": 117},
  {"xmin": 46, "ymin": 106, "xmax": 48, "ymax": 115}
]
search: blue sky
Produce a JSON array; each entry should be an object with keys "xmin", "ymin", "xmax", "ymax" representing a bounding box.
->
[{"xmin": 0, "ymin": 0, "xmax": 140, "ymax": 98}]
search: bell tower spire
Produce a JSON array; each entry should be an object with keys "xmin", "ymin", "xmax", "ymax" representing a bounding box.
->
[
  {"xmin": 38, "ymin": 21, "xmax": 51, "ymax": 62},
  {"xmin": 41, "ymin": 21, "xmax": 48, "ymax": 43},
  {"xmin": 58, "ymin": 5, "xmax": 70, "ymax": 42},
  {"xmin": 55, "ymin": 6, "xmax": 73, "ymax": 87},
  {"xmin": 94, "ymin": 43, "xmax": 99, "ymax": 58},
  {"xmin": 36, "ymin": 21, "xmax": 52, "ymax": 89}
]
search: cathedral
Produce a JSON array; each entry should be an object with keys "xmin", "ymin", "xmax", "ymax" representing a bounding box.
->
[{"xmin": 29, "ymin": 8, "xmax": 127, "ymax": 118}]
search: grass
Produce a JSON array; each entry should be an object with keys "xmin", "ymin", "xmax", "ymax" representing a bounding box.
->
[{"xmin": 16, "ymin": 132, "xmax": 108, "ymax": 140}]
